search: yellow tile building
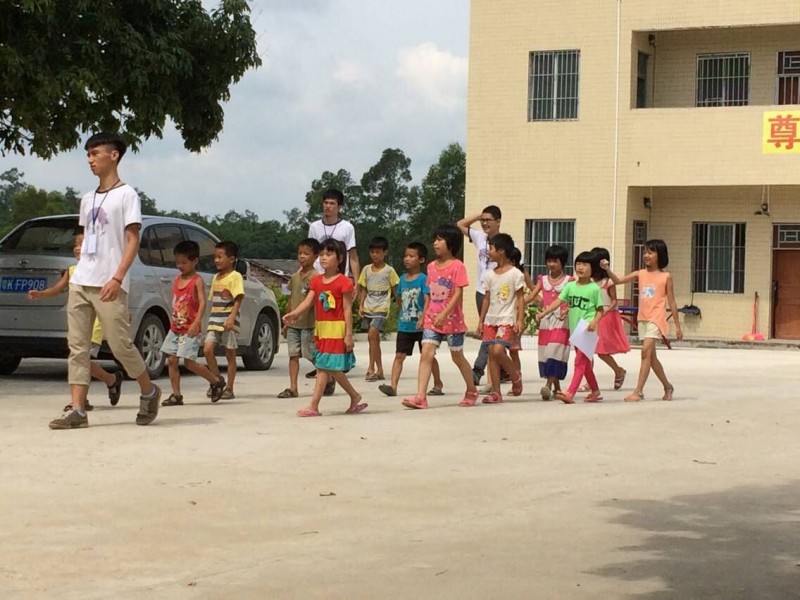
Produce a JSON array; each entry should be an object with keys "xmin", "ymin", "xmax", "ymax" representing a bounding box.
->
[{"xmin": 466, "ymin": 1, "xmax": 800, "ymax": 339}]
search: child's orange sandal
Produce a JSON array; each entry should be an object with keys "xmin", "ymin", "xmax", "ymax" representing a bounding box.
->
[
  {"xmin": 662, "ymin": 385, "xmax": 674, "ymax": 401},
  {"xmin": 624, "ymin": 390, "xmax": 644, "ymax": 402}
]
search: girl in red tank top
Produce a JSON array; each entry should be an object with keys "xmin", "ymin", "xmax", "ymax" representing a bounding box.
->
[{"xmin": 600, "ymin": 240, "xmax": 683, "ymax": 402}]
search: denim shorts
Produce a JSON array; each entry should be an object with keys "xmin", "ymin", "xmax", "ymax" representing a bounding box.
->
[
  {"xmin": 287, "ymin": 326, "xmax": 314, "ymax": 360},
  {"xmin": 161, "ymin": 330, "xmax": 202, "ymax": 359},
  {"xmin": 421, "ymin": 329, "xmax": 465, "ymax": 351},
  {"xmin": 361, "ymin": 314, "xmax": 387, "ymax": 332},
  {"xmin": 205, "ymin": 329, "xmax": 238, "ymax": 349}
]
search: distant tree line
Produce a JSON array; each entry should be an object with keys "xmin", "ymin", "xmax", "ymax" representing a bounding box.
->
[{"xmin": 0, "ymin": 143, "xmax": 465, "ymax": 266}]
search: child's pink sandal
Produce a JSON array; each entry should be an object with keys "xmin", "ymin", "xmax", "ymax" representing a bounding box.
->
[
  {"xmin": 510, "ymin": 372, "xmax": 523, "ymax": 396},
  {"xmin": 458, "ymin": 390, "xmax": 479, "ymax": 407},
  {"xmin": 481, "ymin": 391, "xmax": 503, "ymax": 404},
  {"xmin": 297, "ymin": 408, "xmax": 321, "ymax": 417},
  {"xmin": 584, "ymin": 390, "xmax": 603, "ymax": 403},
  {"xmin": 554, "ymin": 390, "xmax": 575, "ymax": 404},
  {"xmin": 402, "ymin": 396, "xmax": 428, "ymax": 409}
]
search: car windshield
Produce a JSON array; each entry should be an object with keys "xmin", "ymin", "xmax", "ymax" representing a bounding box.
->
[{"xmin": 0, "ymin": 218, "xmax": 81, "ymax": 255}]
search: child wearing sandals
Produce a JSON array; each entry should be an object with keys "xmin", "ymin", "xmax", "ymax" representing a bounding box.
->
[
  {"xmin": 161, "ymin": 241, "xmax": 227, "ymax": 406},
  {"xmin": 476, "ymin": 234, "xmax": 525, "ymax": 403},
  {"xmin": 525, "ymin": 245, "xmax": 572, "ymax": 400},
  {"xmin": 536, "ymin": 251, "xmax": 604, "ymax": 404},
  {"xmin": 402, "ymin": 224, "xmax": 478, "ymax": 409},
  {"xmin": 600, "ymin": 239, "xmax": 682, "ymax": 402},
  {"xmin": 578, "ymin": 247, "xmax": 630, "ymax": 391},
  {"xmin": 378, "ymin": 242, "xmax": 444, "ymax": 398},
  {"xmin": 283, "ymin": 239, "xmax": 366, "ymax": 417},
  {"xmin": 278, "ymin": 238, "xmax": 320, "ymax": 399},
  {"xmin": 28, "ymin": 233, "xmax": 123, "ymax": 411}
]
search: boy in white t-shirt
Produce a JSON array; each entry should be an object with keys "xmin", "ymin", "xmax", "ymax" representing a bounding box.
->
[
  {"xmin": 457, "ymin": 204, "xmax": 502, "ymax": 384},
  {"xmin": 49, "ymin": 132, "xmax": 162, "ymax": 430},
  {"xmin": 476, "ymin": 233, "xmax": 525, "ymax": 404}
]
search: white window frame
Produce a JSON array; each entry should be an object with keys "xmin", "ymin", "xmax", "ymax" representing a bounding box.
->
[
  {"xmin": 696, "ymin": 52, "xmax": 750, "ymax": 107},
  {"xmin": 524, "ymin": 219, "xmax": 576, "ymax": 279},
  {"xmin": 528, "ymin": 50, "xmax": 580, "ymax": 121},
  {"xmin": 776, "ymin": 50, "xmax": 800, "ymax": 105}
]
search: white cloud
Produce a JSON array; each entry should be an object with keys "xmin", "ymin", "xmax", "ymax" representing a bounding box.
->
[
  {"xmin": 396, "ymin": 43, "xmax": 468, "ymax": 111},
  {"xmin": 332, "ymin": 60, "xmax": 370, "ymax": 87}
]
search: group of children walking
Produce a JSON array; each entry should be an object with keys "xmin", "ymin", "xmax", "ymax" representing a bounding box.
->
[{"xmin": 279, "ymin": 220, "xmax": 683, "ymax": 417}]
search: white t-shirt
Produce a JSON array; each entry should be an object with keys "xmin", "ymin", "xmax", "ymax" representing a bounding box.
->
[
  {"xmin": 469, "ymin": 228, "xmax": 497, "ymax": 294},
  {"xmin": 308, "ymin": 218, "xmax": 357, "ymax": 275},
  {"xmin": 71, "ymin": 184, "xmax": 141, "ymax": 293},
  {"xmin": 481, "ymin": 267, "xmax": 524, "ymax": 326}
]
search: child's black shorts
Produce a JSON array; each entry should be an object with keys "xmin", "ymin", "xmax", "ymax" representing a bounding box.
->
[{"xmin": 396, "ymin": 331, "xmax": 423, "ymax": 356}]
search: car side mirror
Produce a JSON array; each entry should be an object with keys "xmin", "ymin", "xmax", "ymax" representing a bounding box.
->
[{"xmin": 235, "ymin": 259, "xmax": 248, "ymax": 278}]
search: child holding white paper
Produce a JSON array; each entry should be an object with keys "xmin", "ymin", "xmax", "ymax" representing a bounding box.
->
[{"xmin": 536, "ymin": 251, "xmax": 604, "ymax": 404}]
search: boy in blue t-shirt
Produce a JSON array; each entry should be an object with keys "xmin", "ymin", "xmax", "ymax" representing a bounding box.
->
[{"xmin": 378, "ymin": 243, "xmax": 444, "ymax": 397}]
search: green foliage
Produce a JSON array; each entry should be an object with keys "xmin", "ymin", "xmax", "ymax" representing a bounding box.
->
[
  {"xmin": 0, "ymin": 141, "xmax": 467, "ymax": 269},
  {"xmin": 0, "ymin": 0, "xmax": 261, "ymax": 157}
]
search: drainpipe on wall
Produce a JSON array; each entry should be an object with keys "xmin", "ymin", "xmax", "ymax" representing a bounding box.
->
[{"xmin": 611, "ymin": 0, "xmax": 621, "ymax": 263}]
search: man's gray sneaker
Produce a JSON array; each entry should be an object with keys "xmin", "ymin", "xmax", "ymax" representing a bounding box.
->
[
  {"xmin": 49, "ymin": 410, "xmax": 88, "ymax": 430},
  {"xmin": 136, "ymin": 385, "xmax": 161, "ymax": 426}
]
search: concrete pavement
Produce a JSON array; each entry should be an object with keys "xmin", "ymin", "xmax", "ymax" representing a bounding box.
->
[{"xmin": 1, "ymin": 339, "xmax": 799, "ymax": 599}]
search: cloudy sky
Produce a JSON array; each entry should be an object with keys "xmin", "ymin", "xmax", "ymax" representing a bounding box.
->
[{"xmin": 7, "ymin": 0, "xmax": 469, "ymax": 222}]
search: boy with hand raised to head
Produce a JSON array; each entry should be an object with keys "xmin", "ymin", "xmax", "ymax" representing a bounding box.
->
[
  {"xmin": 49, "ymin": 132, "xmax": 161, "ymax": 430},
  {"xmin": 161, "ymin": 240, "xmax": 227, "ymax": 406},
  {"xmin": 379, "ymin": 242, "xmax": 444, "ymax": 398},
  {"xmin": 204, "ymin": 241, "xmax": 244, "ymax": 401}
]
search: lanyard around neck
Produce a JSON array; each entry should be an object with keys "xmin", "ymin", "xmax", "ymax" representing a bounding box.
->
[{"xmin": 91, "ymin": 179, "xmax": 121, "ymax": 227}]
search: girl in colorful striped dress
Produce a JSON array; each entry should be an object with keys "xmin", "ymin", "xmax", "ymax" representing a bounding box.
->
[
  {"xmin": 283, "ymin": 239, "xmax": 367, "ymax": 417},
  {"xmin": 526, "ymin": 245, "xmax": 572, "ymax": 400}
]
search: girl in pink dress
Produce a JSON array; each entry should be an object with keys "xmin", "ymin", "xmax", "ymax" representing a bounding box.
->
[
  {"xmin": 525, "ymin": 245, "xmax": 571, "ymax": 400},
  {"xmin": 589, "ymin": 247, "xmax": 630, "ymax": 389}
]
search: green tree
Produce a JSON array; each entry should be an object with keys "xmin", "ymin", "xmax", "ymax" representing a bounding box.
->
[
  {"xmin": 10, "ymin": 186, "xmax": 70, "ymax": 223},
  {"xmin": 1, "ymin": 0, "xmax": 261, "ymax": 157},
  {"xmin": 0, "ymin": 168, "xmax": 27, "ymax": 235},
  {"xmin": 358, "ymin": 148, "xmax": 416, "ymax": 264},
  {"xmin": 409, "ymin": 143, "xmax": 466, "ymax": 250},
  {"xmin": 302, "ymin": 169, "xmax": 363, "ymax": 224}
]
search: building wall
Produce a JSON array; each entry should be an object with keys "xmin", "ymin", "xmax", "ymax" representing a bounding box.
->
[
  {"xmin": 625, "ymin": 185, "xmax": 800, "ymax": 339},
  {"xmin": 467, "ymin": 0, "xmax": 800, "ymax": 336}
]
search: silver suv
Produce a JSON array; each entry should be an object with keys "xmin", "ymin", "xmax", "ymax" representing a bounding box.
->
[{"xmin": 0, "ymin": 215, "xmax": 280, "ymax": 378}]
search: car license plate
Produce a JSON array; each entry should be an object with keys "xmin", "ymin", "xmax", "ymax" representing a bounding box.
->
[{"xmin": 0, "ymin": 276, "xmax": 48, "ymax": 293}]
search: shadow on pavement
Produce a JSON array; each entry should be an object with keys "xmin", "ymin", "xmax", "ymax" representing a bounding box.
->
[{"xmin": 592, "ymin": 481, "xmax": 800, "ymax": 599}]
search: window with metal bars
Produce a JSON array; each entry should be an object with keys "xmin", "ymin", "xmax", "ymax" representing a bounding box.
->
[
  {"xmin": 777, "ymin": 51, "xmax": 800, "ymax": 105},
  {"xmin": 692, "ymin": 223, "xmax": 746, "ymax": 293},
  {"xmin": 696, "ymin": 53, "xmax": 750, "ymax": 107},
  {"xmin": 528, "ymin": 50, "xmax": 580, "ymax": 121},
  {"xmin": 524, "ymin": 219, "xmax": 575, "ymax": 280}
]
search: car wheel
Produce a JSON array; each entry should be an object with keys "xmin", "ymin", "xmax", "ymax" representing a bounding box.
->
[
  {"xmin": 242, "ymin": 313, "xmax": 276, "ymax": 370},
  {"xmin": 134, "ymin": 313, "xmax": 166, "ymax": 379},
  {"xmin": 0, "ymin": 355, "xmax": 22, "ymax": 376}
]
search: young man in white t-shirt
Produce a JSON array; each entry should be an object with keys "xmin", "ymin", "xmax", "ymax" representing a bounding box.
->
[
  {"xmin": 305, "ymin": 188, "xmax": 361, "ymax": 392},
  {"xmin": 49, "ymin": 133, "xmax": 162, "ymax": 430},
  {"xmin": 457, "ymin": 204, "xmax": 502, "ymax": 385}
]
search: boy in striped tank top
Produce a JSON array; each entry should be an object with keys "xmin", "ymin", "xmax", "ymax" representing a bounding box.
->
[{"xmin": 204, "ymin": 241, "xmax": 244, "ymax": 400}]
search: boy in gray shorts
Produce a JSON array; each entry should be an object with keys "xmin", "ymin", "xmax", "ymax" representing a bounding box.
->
[
  {"xmin": 278, "ymin": 238, "xmax": 320, "ymax": 398},
  {"xmin": 203, "ymin": 241, "xmax": 244, "ymax": 400}
]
